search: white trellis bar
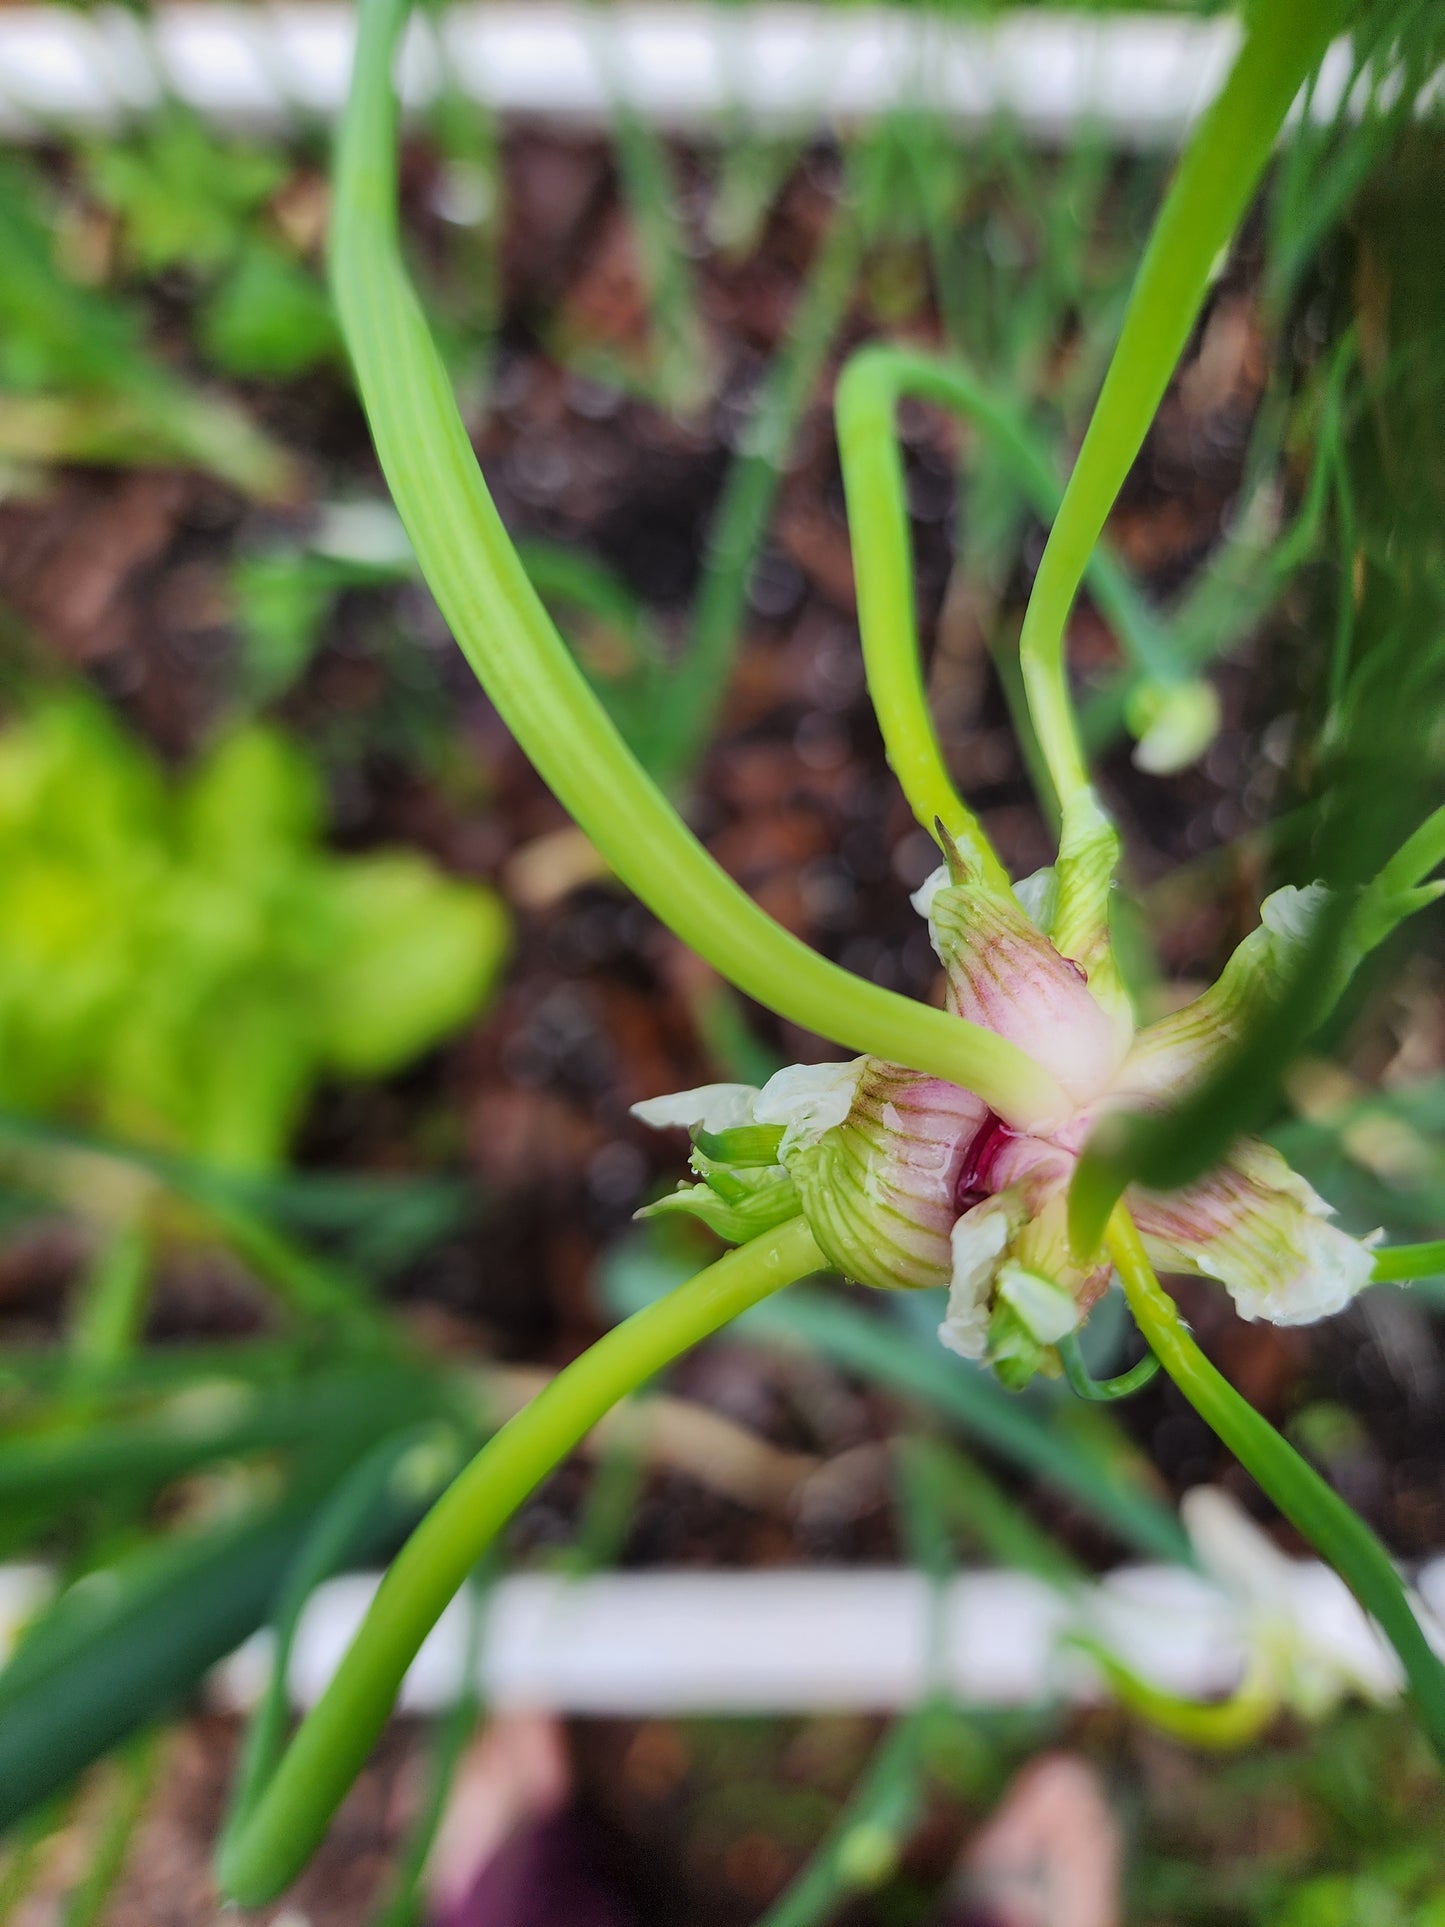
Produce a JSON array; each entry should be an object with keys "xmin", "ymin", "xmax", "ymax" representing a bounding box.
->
[
  {"xmin": 200, "ymin": 1553, "xmax": 1445, "ymax": 1715},
  {"xmin": 0, "ymin": 6, "xmax": 1389, "ymax": 147},
  {"xmin": 2, "ymin": 1546, "xmax": 1442, "ymax": 1716}
]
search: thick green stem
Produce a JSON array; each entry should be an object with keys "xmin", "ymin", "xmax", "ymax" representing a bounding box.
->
[
  {"xmin": 1018, "ymin": 0, "xmax": 1343, "ymax": 816},
  {"xmin": 835, "ymin": 343, "xmax": 1177, "ymax": 886},
  {"xmin": 836, "ymin": 347, "xmax": 1010, "ymax": 887},
  {"xmin": 218, "ymin": 1216, "xmax": 824, "ymax": 1904},
  {"xmin": 329, "ymin": 0, "xmax": 1064, "ymax": 1129},
  {"xmin": 1373, "ymin": 1242, "xmax": 1445, "ymax": 1286},
  {"xmin": 1107, "ymin": 1206, "xmax": 1445, "ymax": 1767}
]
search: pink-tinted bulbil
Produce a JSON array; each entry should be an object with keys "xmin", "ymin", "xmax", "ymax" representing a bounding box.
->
[{"xmin": 636, "ymin": 855, "xmax": 1376, "ymax": 1385}]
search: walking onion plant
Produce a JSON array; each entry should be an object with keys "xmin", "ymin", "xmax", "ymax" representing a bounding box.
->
[{"xmin": 219, "ymin": 0, "xmax": 1445, "ymax": 1901}]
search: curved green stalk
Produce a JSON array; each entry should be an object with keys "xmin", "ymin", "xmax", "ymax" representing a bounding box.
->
[
  {"xmin": 218, "ymin": 1215, "xmax": 825, "ymax": 1904},
  {"xmin": 1068, "ymin": 1632, "xmax": 1275, "ymax": 1749},
  {"xmin": 1373, "ymin": 1242, "xmax": 1445, "ymax": 1285},
  {"xmin": 835, "ymin": 343, "xmax": 1181, "ymax": 883},
  {"xmin": 1017, "ymin": 0, "xmax": 1344, "ymax": 819},
  {"xmin": 1057, "ymin": 1331, "xmax": 1160, "ymax": 1403},
  {"xmin": 1106, "ymin": 1205, "xmax": 1445, "ymax": 1768},
  {"xmin": 328, "ymin": 0, "xmax": 1064, "ymax": 1131},
  {"xmin": 835, "ymin": 347, "xmax": 1010, "ymax": 888}
]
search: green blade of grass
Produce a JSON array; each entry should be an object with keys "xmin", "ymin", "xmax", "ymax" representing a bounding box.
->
[
  {"xmin": 0, "ymin": 1448, "xmax": 443, "ymax": 1831},
  {"xmin": 0, "ymin": 1365, "xmax": 448, "ymax": 1514},
  {"xmin": 758, "ymin": 1708, "xmax": 931, "ymax": 1927}
]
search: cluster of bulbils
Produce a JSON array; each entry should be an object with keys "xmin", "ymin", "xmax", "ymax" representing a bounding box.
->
[{"xmin": 635, "ymin": 840, "xmax": 1376, "ymax": 1387}]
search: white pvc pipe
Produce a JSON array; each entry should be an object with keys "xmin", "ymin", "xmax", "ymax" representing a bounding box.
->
[
  {"xmin": 202, "ymin": 1553, "xmax": 1437, "ymax": 1717},
  {"xmin": 3, "ymin": 1514, "xmax": 1442, "ymax": 1717},
  {"xmin": 0, "ymin": 6, "xmax": 1376, "ymax": 148}
]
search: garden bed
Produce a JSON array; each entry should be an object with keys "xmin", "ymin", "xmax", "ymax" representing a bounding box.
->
[{"xmin": 2, "ymin": 27, "xmax": 1444, "ymax": 1923}]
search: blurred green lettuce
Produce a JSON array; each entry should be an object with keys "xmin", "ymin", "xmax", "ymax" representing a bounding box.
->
[{"xmin": 0, "ymin": 697, "xmax": 508, "ymax": 1169}]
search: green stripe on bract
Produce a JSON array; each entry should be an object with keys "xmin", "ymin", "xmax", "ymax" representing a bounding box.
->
[{"xmin": 784, "ymin": 1061, "xmax": 984, "ymax": 1292}]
